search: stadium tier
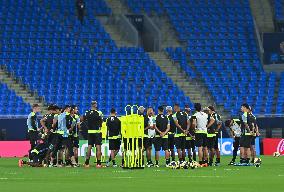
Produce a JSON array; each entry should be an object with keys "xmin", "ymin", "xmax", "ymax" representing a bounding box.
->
[
  {"xmin": 0, "ymin": 82, "xmax": 31, "ymax": 115},
  {"xmin": 0, "ymin": 0, "xmax": 192, "ymax": 115},
  {"xmin": 273, "ymin": 0, "xmax": 284, "ymax": 21},
  {"xmin": 277, "ymin": 72, "xmax": 284, "ymax": 114},
  {"xmin": 125, "ymin": 0, "xmax": 281, "ymax": 116}
]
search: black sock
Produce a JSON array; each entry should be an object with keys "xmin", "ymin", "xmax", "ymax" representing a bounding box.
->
[
  {"xmin": 179, "ymin": 158, "xmax": 183, "ymax": 163},
  {"xmin": 109, "ymin": 156, "xmax": 112, "ymax": 162},
  {"xmin": 246, "ymin": 158, "xmax": 250, "ymax": 164},
  {"xmin": 166, "ymin": 159, "xmax": 170, "ymax": 165},
  {"xmin": 58, "ymin": 159, "xmax": 63, "ymax": 165},
  {"xmin": 97, "ymin": 160, "xmax": 101, "ymax": 165},
  {"xmin": 193, "ymin": 152, "xmax": 196, "ymax": 161},
  {"xmin": 232, "ymin": 156, "xmax": 236, "ymax": 162},
  {"xmin": 75, "ymin": 157, "xmax": 78, "ymax": 164},
  {"xmin": 122, "ymin": 159, "xmax": 124, "ymax": 165},
  {"xmin": 85, "ymin": 158, "xmax": 90, "ymax": 165},
  {"xmin": 155, "ymin": 160, "xmax": 159, "ymax": 165},
  {"xmin": 52, "ymin": 159, "xmax": 57, "ymax": 165},
  {"xmin": 23, "ymin": 160, "xmax": 27, "ymax": 164},
  {"xmin": 172, "ymin": 157, "xmax": 175, "ymax": 161},
  {"xmin": 199, "ymin": 161, "xmax": 203, "ymax": 165},
  {"xmin": 66, "ymin": 160, "xmax": 71, "ymax": 165},
  {"xmin": 188, "ymin": 157, "xmax": 192, "ymax": 163},
  {"xmin": 209, "ymin": 158, "xmax": 213, "ymax": 164},
  {"xmin": 112, "ymin": 160, "xmax": 116, "ymax": 165},
  {"xmin": 216, "ymin": 158, "xmax": 220, "ymax": 163}
]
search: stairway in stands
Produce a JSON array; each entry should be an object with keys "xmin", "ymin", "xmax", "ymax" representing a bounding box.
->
[
  {"xmin": 0, "ymin": 66, "xmax": 46, "ymax": 114},
  {"xmin": 101, "ymin": 0, "xmax": 227, "ymax": 116},
  {"xmin": 249, "ymin": 0, "xmax": 275, "ymax": 32}
]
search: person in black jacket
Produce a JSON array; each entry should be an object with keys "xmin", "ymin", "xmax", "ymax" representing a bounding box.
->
[{"xmin": 76, "ymin": 0, "xmax": 85, "ymax": 24}]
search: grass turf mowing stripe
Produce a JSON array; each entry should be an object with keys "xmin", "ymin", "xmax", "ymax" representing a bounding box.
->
[{"xmin": 0, "ymin": 156, "xmax": 283, "ymax": 192}]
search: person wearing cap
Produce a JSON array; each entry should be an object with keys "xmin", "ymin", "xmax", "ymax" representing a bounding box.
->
[
  {"xmin": 166, "ymin": 106, "xmax": 176, "ymax": 162},
  {"xmin": 191, "ymin": 103, "xmax": 215, "ymax": 167},
  {"xmin": 83, "ymin": 101, "xmax": 104, "ymax": 168},
  {"xmin": 239, "ymin": 103, "xmax": 254, "ymax": 165},
  {"xmin": 208, "ymin": 105, "xmax": 222, "ymax": 166}
]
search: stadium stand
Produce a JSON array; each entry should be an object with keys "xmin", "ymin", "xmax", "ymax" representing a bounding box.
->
[
  {"xmin": 273, "ymin": 0, "xmax": 284, "ymax": 21},
  {"xmin": 0, "ymin": 83, "xmax": 31, "ymax": 115},
  {"xmin": 276, "ymin": 72, "xmax": 284, "ymax": 114},
  {"xmin": 125, "ymin": 0, "xmax": 279, "ymax": 116},
  {"xmin": 0, "ymin": 0, "xmax": 192, "ymax": 115}
]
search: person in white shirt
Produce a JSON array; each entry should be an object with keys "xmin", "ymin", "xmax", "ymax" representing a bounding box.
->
[{"xmin": 191, "ymin": 103, "xmax": 215, "ymax": 166}]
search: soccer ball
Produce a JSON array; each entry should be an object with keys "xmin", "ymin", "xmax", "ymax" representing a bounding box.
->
[
  {"xmin": 254, "ymin": 158, "xmax": 262, "ymax": 167},
  {"xmin": 273, "ymin": 152, "xmax": 280, "ymax": 157},
  {"xmin": 168, "ymin": 161, "xmax": 178, "ymax": 169},
  {"xmin": 190, "ymin": 161, "xmax": 199, "ymax": 169},
  {"xmin": 180, "ymin": 161, "xmax": 189, "ymax": 169}
]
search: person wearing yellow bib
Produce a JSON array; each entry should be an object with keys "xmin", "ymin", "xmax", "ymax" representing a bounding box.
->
[
  {"xmin": 83, "ymin": 101, "xmax": 103, "ymax": 168},
  {"xmin": 106, "ymin": 108, "xmax": 121, "ymax": 167},
  {"xmin": 153, "ymin": 106, "xmax": 171, "ymax": 167}
]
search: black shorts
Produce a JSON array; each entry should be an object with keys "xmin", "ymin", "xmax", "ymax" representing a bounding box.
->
[
  {"xmin": 168, "ymin": 134, "xmax": 175, "ymax": 149},
  {"xmin": 233, "ymin": 137, "xmax": 240, "ymax": 149},
  {"xmin": 250, "ymin": 136, "xmax": 256, "ymax": 146},
  {"xmin": 175, "ymin": 136, "xmax": 186, "ymax": 150},
  {"xmin": 195, "ymin": 133, "xmax": 207, "ymax": 147},
  {"xmin": 214, "ymin": 134, "xmax": 219, "ymax": 149},
  {"xmin": 62, "ymin": 137, "xmax": 74, "ymax": 156},
  {"xmin": 144, "ymin": 137, "xmax": 154, "ymax": 149},
  {"xmin": 72, "ymin": 136, "xmax": 79, "ymax": 148},
  {"xmin": 154, "ymin": 137, "xmax": 168, "ymax": 151},
  {"xmin": 123, "ymin": 138, "xmax": 142, "ymax": 150},
  {"xmin": 88, "ymin": 133, "xmax": 102, "ymax": 146},
  {"xmin": 206, "ymin": 136, "xmax": 215, "ymax": 149},
  {"xmin": 185, "ymin": 136, "xmax": 194, "ymax": 149},
  {"xmin": 28, "ymin": 131, "xmax": 39, "ymax": 147},
  {"xmin": 47, "ymin": 132, "xmax": 55, "ymax": 144},
  {"xmin": 51, "ymin": 133, "xmax": 63, "ymax": 150},
  {"xmin": 240, "ymin": 135, "xmax": 252, "ymax": 148},
  {"xmin": 109, "ymin": 138, "xmax": 121, "ymax": 150}
]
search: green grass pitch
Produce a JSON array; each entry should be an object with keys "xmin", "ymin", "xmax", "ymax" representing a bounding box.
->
[{"xmin": 0, "ymin": 156, "xmax": 283, "ymax": 192}]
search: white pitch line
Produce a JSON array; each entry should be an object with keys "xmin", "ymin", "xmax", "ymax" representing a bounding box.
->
[
  {"xmin": 170, "ymin": 175, "xmax": 223, "ymax": 178},
  {"xmin": 112, "ymin": 170, "xmax": 130, "ymax": 173},
  {"xmin": 278, "ymin": 175, "xmax": 284, "ymax": 177},
  {"xmin": 0, "ymin": 178, "xmax": 8, "ymax": 180}
]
